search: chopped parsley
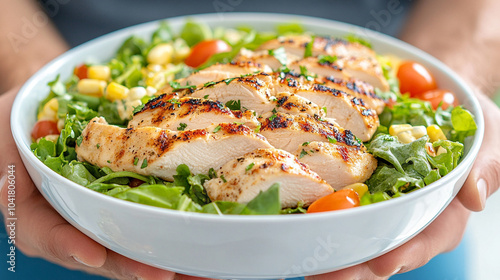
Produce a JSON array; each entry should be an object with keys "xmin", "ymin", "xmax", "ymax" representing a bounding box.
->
[
  {"xmin": 203, "ymin": 94, "xmax": 209, "ymax": 99},
  {"xmin": 225, "ymin": 100, "xmax": 241, "ymax": 111},
  {"xmin": 254, "ymin": 123, "xmax": 261, "ymax": 133},
  {"xmin": 302, "ymin": 141, "xmax": 310, "ymax": 146},
  {"xmin": 132, "ymin": 104, "xmax": 145, "ymax": 115},
  {"xmin": 107, "ymin": 160, "xmax": 111, "ymax": 164},
  {"xmin": 299, "ymin": 65, "xmax": 316, "ymax": 81},
  {"xmin": 318, "ymin": 55, "xmax": 337, "ymax": 64},
  {"xmin": 328, "ymin": 136, "xmax": 337, "ymax": 144},
  {"xmin": 169, "ymin": 81, "xmax": 196, "ymax": 92},
  {"xmin": 208, "ymin": 168, "xmax": 217, "ymax": 179},
  {"xmin": 268, "ymin": 47, "xmax": 288, "ymax": 65},
  {"xmin": 224, "ymin": 77, "xmax": 236, "ymax": 85},
  {"xmin": 141, "ymin": 158, "xmax": 148, "ymax": 169},
  {"xmin": 321, "ymin": 106, "xmax": 327, "ymax": 115},
  {"xmin": 133, "ymin": 157, "xmax": 139, "ymax": 166},
  {"xmin": 213, "ymin": 125, "xmax": 222, "ymax": 133},
  {"xmin": 269, "ymin": 114, "xmax": 277, "ymax": 121},
  {"xmin": 245, "ymin": 162, "xmax": 255, "ymax": 172},
  {"xmin": 177, "ymin": 123, "xmax": 187, "ymax": 131},
  {"xmin": 303, "ymin": 36, "xmax": 315, "ymax": 58},
  {"xmin": 96, "ymin": 143, "xmax": 100, "ymax": 149},
  {"xmin": 272, "ymin": 108, "xmax": 277, "ymax": 114},
  {"xmin": 299, "ymin": 149, "xmax": 308, "ymax": 158},
  {"xmin": 204, "ymin": 81, "xmax": 217, "ymax": 88},
  {"xmin": 220, "ymin": 174, "xmax": 227, "ymax": 183},
  {"xmin": 167, "ymin": 98, "xmax": 181, "ymax": 105},
  {"xmin": 345, "ymin": 34, "xmax": 372, "ymax": 49}
]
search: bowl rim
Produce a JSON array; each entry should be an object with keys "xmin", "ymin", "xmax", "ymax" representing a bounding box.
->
[{"xmin": 11, "ymin": 12, "xmax": 485, "ymax": 223}]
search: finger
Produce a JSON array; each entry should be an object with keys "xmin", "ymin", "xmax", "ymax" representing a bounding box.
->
[
  {"xmin": 14, "ymin": 193, "xmax": 107, "ymax": 268},
  {"xmin": 306, "ymin": 263, "xmax": 388, "ymax": 280},
  {"xmin": 458, "ymin": 94, "xmax": 500, "ymax": 211},
  {"xmin": 99, "ymin": 250, "xmax": 175, "ymax": 280},
  {"xmin": 366, "ymin": 199, "xmax": 469, "ymax": 277}
]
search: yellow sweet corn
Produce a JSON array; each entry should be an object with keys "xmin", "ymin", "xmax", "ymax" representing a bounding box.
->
[
  {"xmin": 343, "ymin": 183, "xmax": 368, "ymax": 198},
  {"xmin": 77, "ymin": 79, "xmax": 107, "ymax": 96},
  {"xmin": 87, "ymin": 65, "xmax": 111, "ymax": 81},
  {"xmin": 147, "ymin": 43, "xmax": 174, "ymax": 65},
  {"xmin": 105, "ymin": 82, "xmax": 129, "ymax": 101},
  {"xmin": 427, "ymin": 125, "xmax": 447, "ymax": 142},
  {"xmin": 411, "ymin": 126, "xmax": 427, "ymax": 139},
  {"xmin": 397, "ymin": 131, "xmax": 416, "ymax": 144},
  {"xmin": 37, "ymin": 98, "xmax": 58, "ymax": 121},
  {"xmin": 389, "ymin": 124, "xmax": 412, "ymax": 136},
  {"xmin": 172, "ymin": 38, "xmax": 190, "ymax": 63}
]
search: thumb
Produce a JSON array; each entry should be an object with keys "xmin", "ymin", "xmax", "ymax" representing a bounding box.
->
[{"xmin": 457, "ymin": 93, "xmax": 500, "ymax": 211}]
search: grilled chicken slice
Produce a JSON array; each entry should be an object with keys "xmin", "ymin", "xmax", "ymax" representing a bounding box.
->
[
  {"xmin": 289, "ymin": 56, "xmax": 389, "ymax": 92},
  {"xmin": 129, "ymin": 96, "xmax": 259, "ymax": 130},
  {"xmin": 204, "ymin": 148, "xmax": 333, "ymax": 208},
  {"xmin": 273, "ymin": 75, "xmax": 378, "ymax": 141},
  {"xmin": 271, "ymin": 92, "xmax": 326, "ymax": 119},
  {"xmin": 161, "ymin": 61, "xmax": 271, "ymax": 92},
  {"xmin": 235, "ymin": 48, "xmax": 300, "ymax": 71},
  {"xmin": 296, "ymin": 142, "xmax": 377, "ymax": 188},
  {"xmin": 258, "ymin": 112, "xmax": 363, "ymax": 153},
  {"xmin": 316, "ymin": 76, "xmax": 385, "ymax": 114},
  {"xmin": 76, "ymin": 117, "xmax": 273, "ymax": 181},
  {"xmin": 175, "ymin": 74, "xmax": 275, "ymax": 115},
  {"xmin": 257, "ymin": 35, "xmax": 375, "ymax": 59},
  {"xmin": 278, "ymin": 72, "xmax": 385, "ymax": 114}
]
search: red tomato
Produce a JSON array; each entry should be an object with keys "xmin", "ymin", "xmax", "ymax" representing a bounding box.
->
[
  {"xmin": 307, "ymin": 189, "xmax": 360, "ymax": 213},
  {"xmin": 74, "ymin": 64, "xmax": 88, "ymax": 79},
  {"xmin": 184, "ymin": 40, "xmax": 231, "ymax": 68},
  {"xmin": 397, "ymin": 61, "xmax": 437, "ymax": 97},
  {"xmin": 420, "ymin": 89, "xmax": 459, "ymax": 110},
  {"xmin": 31, "ymin": 120, "xmax": 59, "ymax": 140}
]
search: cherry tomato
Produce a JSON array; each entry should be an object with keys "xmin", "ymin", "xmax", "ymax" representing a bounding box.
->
[
  {"xmin": 307, "ymin": 189, "xmax": 360, "ymax": 213},
  {"xmin": 184, "ymin": 39, "xmax": 231, "ymax": 68},
  {"xmin": 31, "ymin": 120, "xmax": 59, "ymax": 140},
  {"xmin": 397, "ymin": 61, "xmax": 437, "ymax": 97},
  {"xmin": 74, "ymin": 64, "xmax": 88, "ymax": 79},
  {"xmin": 419, "ymin": 89, "xmax": 459, "ymax": 110}
]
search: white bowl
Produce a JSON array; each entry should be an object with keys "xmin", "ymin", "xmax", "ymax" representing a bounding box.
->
[{"xmin": 11, "ymin": 13, "xmax": 484, "ymax": 279}]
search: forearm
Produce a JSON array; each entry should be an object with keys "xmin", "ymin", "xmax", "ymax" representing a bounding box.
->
[
  {"xmin": 400, "ymin": 0, "xmax": 500, "ymax": 96},
  {"xmin": 0, "ymin": 0, "xmax": 68, "ymax": 92}
]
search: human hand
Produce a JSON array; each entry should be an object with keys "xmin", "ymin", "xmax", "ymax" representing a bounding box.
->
[
  {"xmin": 0, "ymin": 88, "xmax": 213, "ymax": 280},
  {"xmin": 306, "ymin": 93, "xmax": 500, "ymax": 279}
]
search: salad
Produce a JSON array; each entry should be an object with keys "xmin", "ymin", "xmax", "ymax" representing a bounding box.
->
[{"xmin": 30, "ymin": 20, "xmax": 477, "ymax": 215}]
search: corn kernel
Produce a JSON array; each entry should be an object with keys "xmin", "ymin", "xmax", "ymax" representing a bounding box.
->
[
  {"xmin": 105, "ymin": 82, "xmax": 129, "ymax": 101},
  {"xmin": 146, "ymin": 86, "xmax": 157, "ymax": 96},
  {"xmin": 343, "ymin": 183, "xmax": 368, "ymax": 198},
  {"xmin": 38, "ymin": 134, "xmax": 59, "ymax": 143},
  {"xmin": 37, "ymin": 98, "xmax": 59, "ymax": 121},
  {"xmin": 411, "ymin": 126, "xmax": 427, "ymax": 139},
  {"xmin": 172, "ymin": 38, "xmax": 190, "ymax": 63},
  {"xmin": 147, "ymin": 43, "xmax": 173, "ymax": 65},
  {"xmin": 389, "ymin": 124, "xmax": 412, "ymax": 136},
  {"xmin": 427, "ymin": 125, "xmax": 447, "ymax": 142},
  {"xmin": 397, "ymin": 131, "xmax": 416, "ymax": 144},
  {"xmin": 88, "ymin": 65, "xmax": 111, "ymax": 81},
  {"xmin": 77, "ymin": 79, "xmax": 107, "ymax": 96},
  {"xmin": 128, "ymin": 87, "xmax": 147, "ymax": 101}
]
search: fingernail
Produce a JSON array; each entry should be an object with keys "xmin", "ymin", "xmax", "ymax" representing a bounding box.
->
[
  {"xmin": 0, "ymin": 175, "xmax": 6, "ymax": 192},
  {"xmin": 477, "ymin": 178, "xmax": 488, "ymax": 210},
  {"xmin": 391, "ymin": 267, "xmax": 402, "ymax": 275},
  {"xmin": 72, "ymin": 255, "xmax": 97, "ymax": 268}
]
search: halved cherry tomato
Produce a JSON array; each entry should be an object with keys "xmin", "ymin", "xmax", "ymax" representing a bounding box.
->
[
  {"xmin": 184, "ymin": 39, "xmax": 231, "ymax": 68},
  {"xmin": 74, "ymin": 64, "xmax": 88, "ymax": 79},
  {"xmin": 307, "ymin": 189, "xmax": 360, "ymax": 213},
  {"xmin": 419, "ymin": 89, "xmax": 459, "ymax": 110},
  {"xmin": 31, "ymin": 120, "xmax": 59, "ymax": 140},
  {"xmin": 397, "ymin": 61, "xmax": 437, "ymax": 97}
]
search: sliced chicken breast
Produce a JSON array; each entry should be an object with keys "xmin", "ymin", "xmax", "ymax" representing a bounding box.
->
[
  {"xmin": 257, "ymin": 35, "xmax": 375, "ymax": 59},
  {"xmin": 271, "ymin": 92, "xmax": 326, "ymax": 119},
  {"xmin": 76, "ymin": 117, "xmax": 273, "ymax": 181},
  {"xmin": 258, "ymin": 112, "xmax": 363, "ymax": 153},
  {"xmin": 161, "ymin": 61, "xmax": 271, "ymax": 92},
  {"xmin": 290, "ymin": 56, "xmax": 389, "ymax": 92},
  {"xmin": 204, "ymin": 148, "xmax": 334, "ymax": 208},
  {"xmin": 129, "ymin": 96, "xmax": 259, "ymax": 130},
  {"xmin": 273, "ymin": 75, "xmax": 379, "ymax": 141},
  {"xmin": 235, "ymin": 48, "xmax": 300, "ymax": 71},
  {"xmin": 296, "ymin": 141, "xmax": 377, "ymax": 189}
]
